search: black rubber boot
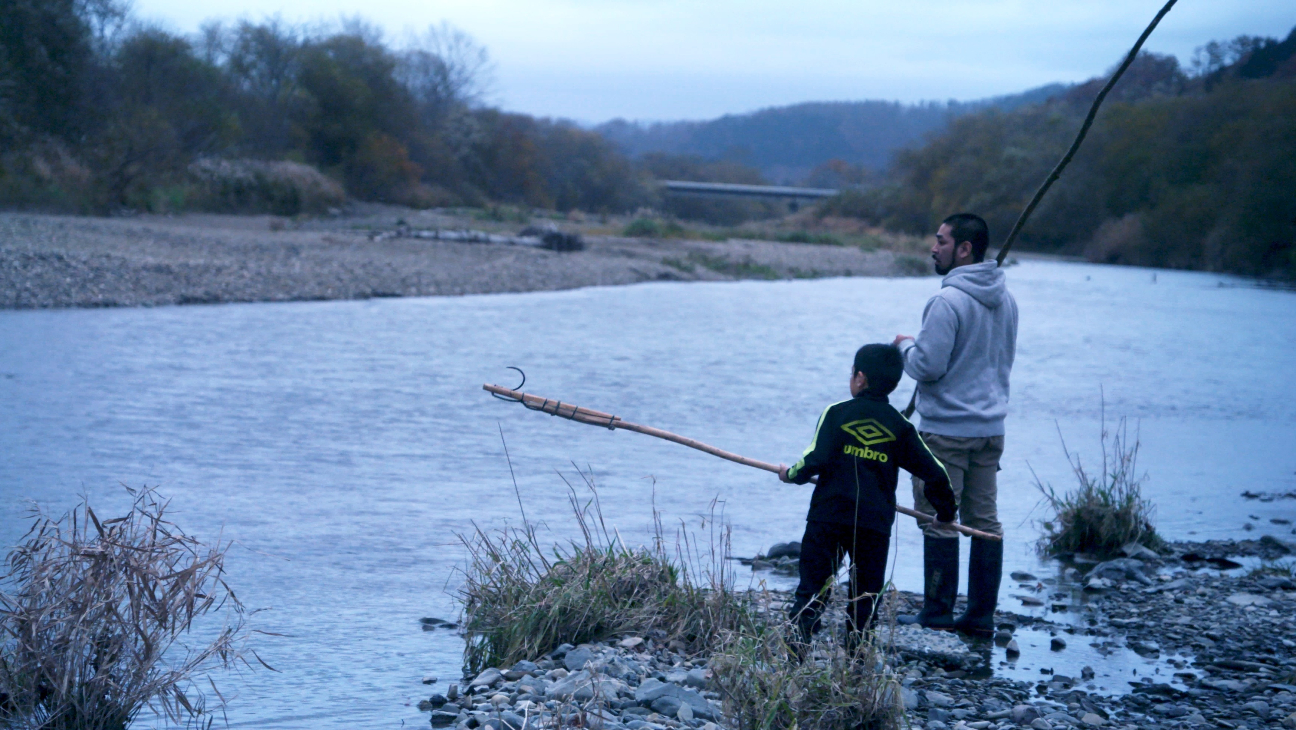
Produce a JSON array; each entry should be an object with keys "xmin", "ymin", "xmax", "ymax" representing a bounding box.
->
[
  {"xmin": 898, "ymin": 537, "xmax": 959, "ymax": 629},
  {"xmin": 954, "ymin": 537, "xmax": 1003, "ymax": 636}
]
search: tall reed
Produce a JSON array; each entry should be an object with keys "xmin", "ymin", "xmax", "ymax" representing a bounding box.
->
[
  {"xmin": 1033, "ymin": 408, "xmax": 1161, "ymax": 556},
  {"xmin": 0, "ymin": 487, "xmax": 257, "ymax": 730},
  {"xmin": 710, "ymin": 602, "xmax": 904, "ymax": 730}
]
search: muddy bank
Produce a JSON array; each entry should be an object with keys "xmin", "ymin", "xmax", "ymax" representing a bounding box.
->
[
  {"xmin": 428, "ymin": 538, "xmax": 1296, "ymax": 730},
  {"xmin": 0, "ymin": 210, "xmax": 931, "ymax": 309}
]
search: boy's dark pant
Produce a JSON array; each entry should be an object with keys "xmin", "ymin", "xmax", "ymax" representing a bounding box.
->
[{"xmin": 788, "ymin": 520, "xmax": 890, "ymax": 637}]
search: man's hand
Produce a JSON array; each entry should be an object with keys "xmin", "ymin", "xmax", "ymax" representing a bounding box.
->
[
  {"xmin": 893, "ymin": 334, "xmax": 914, "ymax": 347},
  {"xmin": 931, "ymin": 518, "xmax": 955, "ymax": 531},
  {"xmin": 778, "ymin": 464, "xmax": 792, "ymax": 484}
]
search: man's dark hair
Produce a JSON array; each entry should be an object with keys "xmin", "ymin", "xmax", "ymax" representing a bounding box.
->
[
  {"xmin": 943, "ymin": 213, "xmax": 990, "ymax": 263},
  {"xmin": 853, "ymin": 344, "xmax": 904, "ymax": 396}
]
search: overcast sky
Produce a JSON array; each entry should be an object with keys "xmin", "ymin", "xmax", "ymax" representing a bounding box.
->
[{"xmin": 134, "ymin": 0, "xmax": 1296, "ymax": 123}]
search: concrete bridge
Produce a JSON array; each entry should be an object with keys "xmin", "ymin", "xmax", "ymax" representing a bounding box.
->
[{"xmin": 658, "ymin": 180, "xmax": 839, "ymax": 211}]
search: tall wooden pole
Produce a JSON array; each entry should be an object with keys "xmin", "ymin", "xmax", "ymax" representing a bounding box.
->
[{"xmin": 484, "ymin": 383, "xmax": 1000, "ymax": 542}]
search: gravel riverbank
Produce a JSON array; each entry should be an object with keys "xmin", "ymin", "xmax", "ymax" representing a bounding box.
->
[
  {"xmin": 0, "ymin": 210, "xmax": 930, "ymax": 309},
  {"xmin": 425, "ymin": 538, "xmax": 1296, "ymax": 730}
]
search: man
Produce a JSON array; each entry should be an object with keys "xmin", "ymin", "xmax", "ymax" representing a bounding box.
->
[{"xmin": 893, "ymin": 213, "xmax": 1017, "ymax": 635}]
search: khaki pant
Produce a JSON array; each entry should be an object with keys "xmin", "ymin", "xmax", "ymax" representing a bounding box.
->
[{"xmin": 911, "ymin": 433, "xmax": 1004, "ymax": 538}]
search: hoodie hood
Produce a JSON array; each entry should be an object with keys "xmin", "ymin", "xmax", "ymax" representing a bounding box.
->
[{"xmin": 942, "ymin": 261, "xmax": 1006, "ymax": 309}]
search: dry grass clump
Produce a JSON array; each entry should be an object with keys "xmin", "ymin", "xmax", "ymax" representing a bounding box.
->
[
  {"xmin": 188, "ymin": 157, "xmax": 346, "ymax": 216},
  {"xmin": 710, "ymin": 603, "xmax": 904, "ymax": 730},
  {"xmin": 0, "ymin": 487, "xmax": 257, "ymax": 730},
  {"xmin": 458, "ymin": 470, "xmax": 751, "ymax": 675},
  {"xmin": 1034, "ymin": 413, "xmax": 1162, "ymax": 557}
]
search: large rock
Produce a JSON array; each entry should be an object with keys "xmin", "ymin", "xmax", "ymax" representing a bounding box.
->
[
  {"xmin": 564, "ymin": 646, "xmax": 596, "ymax": 671},
  {"xmin": 1120, "ymin": 542, "xmax": 1160, "ymax": 560},
  {"xmin": 651, "ymin": 696, "xmax": 683, "ymax": 717},
  {"xmin": 684, "ymin": 667, "xmax": 709, "ymax": 689},
  {"xmin": 547, "ymin": 669, "xmax": 601, "ymax": 701},
  {"xmin": 766, "ymin": 542, "xmax": 801, "ymax": 559},
  {"xmin": 429, "ymin": 710, "xmax": 459, "ymax": 727},
  {"xmin": 1201, "ymin": 678, "xmax": 1249, "ymax": 692},
  {"xmin": 884, "ymin": 624, "xmax": 980, "ymax": 668},
  {"xmin": 1227, "ymin": 593, "xmax": 1273, "ymax": 607},
  {"xmin": 1088, "ymin": 558, "xmax": 1152, "ymax": 585},
  {"xmin": 925, "ymin": 691, "xmax": 954, "ymax": 707},
  {"xmin": 470, "ymin": 668, "xmax": 504, "ymax": 688},
  {"xmin": 1012, "ymin": 705, "xmax": 1042, "ymax": 724},
  {"xmin": 634, "ymin": 678, "xmax": 719, "ymax": 720}
]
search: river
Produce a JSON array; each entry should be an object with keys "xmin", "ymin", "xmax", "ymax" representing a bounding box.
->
[{"xmin": 2, "ymin": 259, "xmax": 1294, "ymax": 727}]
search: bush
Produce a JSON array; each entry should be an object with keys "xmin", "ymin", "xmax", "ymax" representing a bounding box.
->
[
  {"xmin": 457, "ymin": 473, "xmax": 748, "ymax": 675},
  {"xmin": 188, "ymin": 157, "xmax": 345, "ymax": 215},
  {"xmin": 0, "ymin": 487, "xmax": 255, "ymax": 729},
  {"xmin": 0, "ymin": 138, "xmax": 94, "ymax": 211},
  {"xmin": 1033, "ymin": 413, "xmax": 1161, "ymax": 556}
]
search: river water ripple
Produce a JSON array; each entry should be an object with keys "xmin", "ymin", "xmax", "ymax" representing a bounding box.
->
[{"xmin": 2, "ymin": 260, "xmax": 1294, "ymax": 728}]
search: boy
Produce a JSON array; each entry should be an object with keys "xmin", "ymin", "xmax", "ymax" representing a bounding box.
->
[{"xmin": 778, "ymin": 344, "xmax": 957, "ymax": 644}]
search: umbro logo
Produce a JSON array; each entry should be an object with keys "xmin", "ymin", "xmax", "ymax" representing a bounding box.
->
[{"xmin": 841, "ymin": 419, "xmax": 896, "ymax": 447}]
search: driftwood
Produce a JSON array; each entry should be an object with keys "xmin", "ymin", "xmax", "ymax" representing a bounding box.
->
[
  {"xmin": 368, "ymin": 226, "xmax": 584, "ymax": 251},
  {"xmin": 484, "ymin": 383, "xmax": 1000, "ymax": 541}
]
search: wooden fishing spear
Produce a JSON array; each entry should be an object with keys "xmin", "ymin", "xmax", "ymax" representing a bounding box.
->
[{"xmin": 483, "ymin": 382, "xmax": 1000, "ymax": 542}]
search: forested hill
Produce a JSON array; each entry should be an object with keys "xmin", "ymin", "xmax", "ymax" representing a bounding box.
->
[
  {"xmin": 819, "ymin": 28, "xmax": 1296, "ymax": 279},
  {"xmin": 594, "ymin": 84, "xmax": 1067, "ymax": 182}
]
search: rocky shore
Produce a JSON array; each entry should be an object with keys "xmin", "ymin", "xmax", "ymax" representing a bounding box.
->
[
  {"xmin": 0, "ymin": 210, "xmax": 929, "ymax": 309},
  {"xmin": 423, "ymin": 537, "xmax": 1296, "ymax": 730}
]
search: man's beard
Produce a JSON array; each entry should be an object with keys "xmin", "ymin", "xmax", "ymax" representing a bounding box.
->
[{"xmin": 933, "ymin": 254, "xmax": 952, "ymax": 276}]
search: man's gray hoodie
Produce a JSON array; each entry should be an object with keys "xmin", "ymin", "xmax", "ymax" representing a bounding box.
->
[{"xmin": 897, "ymin": 261, "xmax": 1018, "ymax": 437}]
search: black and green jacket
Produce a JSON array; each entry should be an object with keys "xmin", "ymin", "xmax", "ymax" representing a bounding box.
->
[{"xmin": 788, "ymin": 391, "xmax": 957, "ymax": 535}]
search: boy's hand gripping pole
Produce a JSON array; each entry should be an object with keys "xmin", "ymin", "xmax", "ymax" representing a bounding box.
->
[{"xmin": 484, "ymin": 383, "xmax": 1000, "ymax": 542}]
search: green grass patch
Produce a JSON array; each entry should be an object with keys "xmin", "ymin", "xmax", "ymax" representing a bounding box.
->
[
  {"xmin": 623, "ymin": 217, "xmax": 686, "ymax": 238},
  {"xmin": 687, "ymin": 253, "xmax": 779, "ymax": 280},
  {"xmin": 1033, "ymin": 412, "xmax": 1162, "ymax": 557},
  {"xmin": 660, "ymin": 257, "xmax": 696, "ymax": 273},
  {"xmin": 1249, "ymin": 560, "xmax": 1296, "ymax": 578},
  {"xmin": 772, "ymin": 231, "xmax": 845, "ymax": 246},
  {"xmin": 475, "ymin": 205, "xmax": 530, "ymax": 224}
]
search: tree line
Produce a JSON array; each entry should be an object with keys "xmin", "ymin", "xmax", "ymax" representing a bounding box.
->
[
  {"xmin": 819, "ymin": 29, "xmax": 1296, "ymax": 279},
  {"xmin": 2, "ymin": 0, "xmax": 746, "ymax": 215}
]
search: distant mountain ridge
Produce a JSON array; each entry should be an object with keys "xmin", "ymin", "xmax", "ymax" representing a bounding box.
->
[{"xmin": 595, "ymin": 84, "xmax": 1069, "ymax": 183}]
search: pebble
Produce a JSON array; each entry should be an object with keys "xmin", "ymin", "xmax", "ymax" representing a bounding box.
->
[
  {"xmin": 563, "ymin": 646, "xmax": 595, "ymax": 671},
  {"xmin": 470, "ymin": 668, "xmax": 502, "ymax": 688},
  {"xmin": 1050, "ymin": 637, "xmax": 1066, "ymax": 650},
  {"xmin": 925, "ymin": 691, "xmax": 954, "ymax": 707},
  {"xmin": 421, "ymin": 538, "xmax": 1296, "ymax": 730}
]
